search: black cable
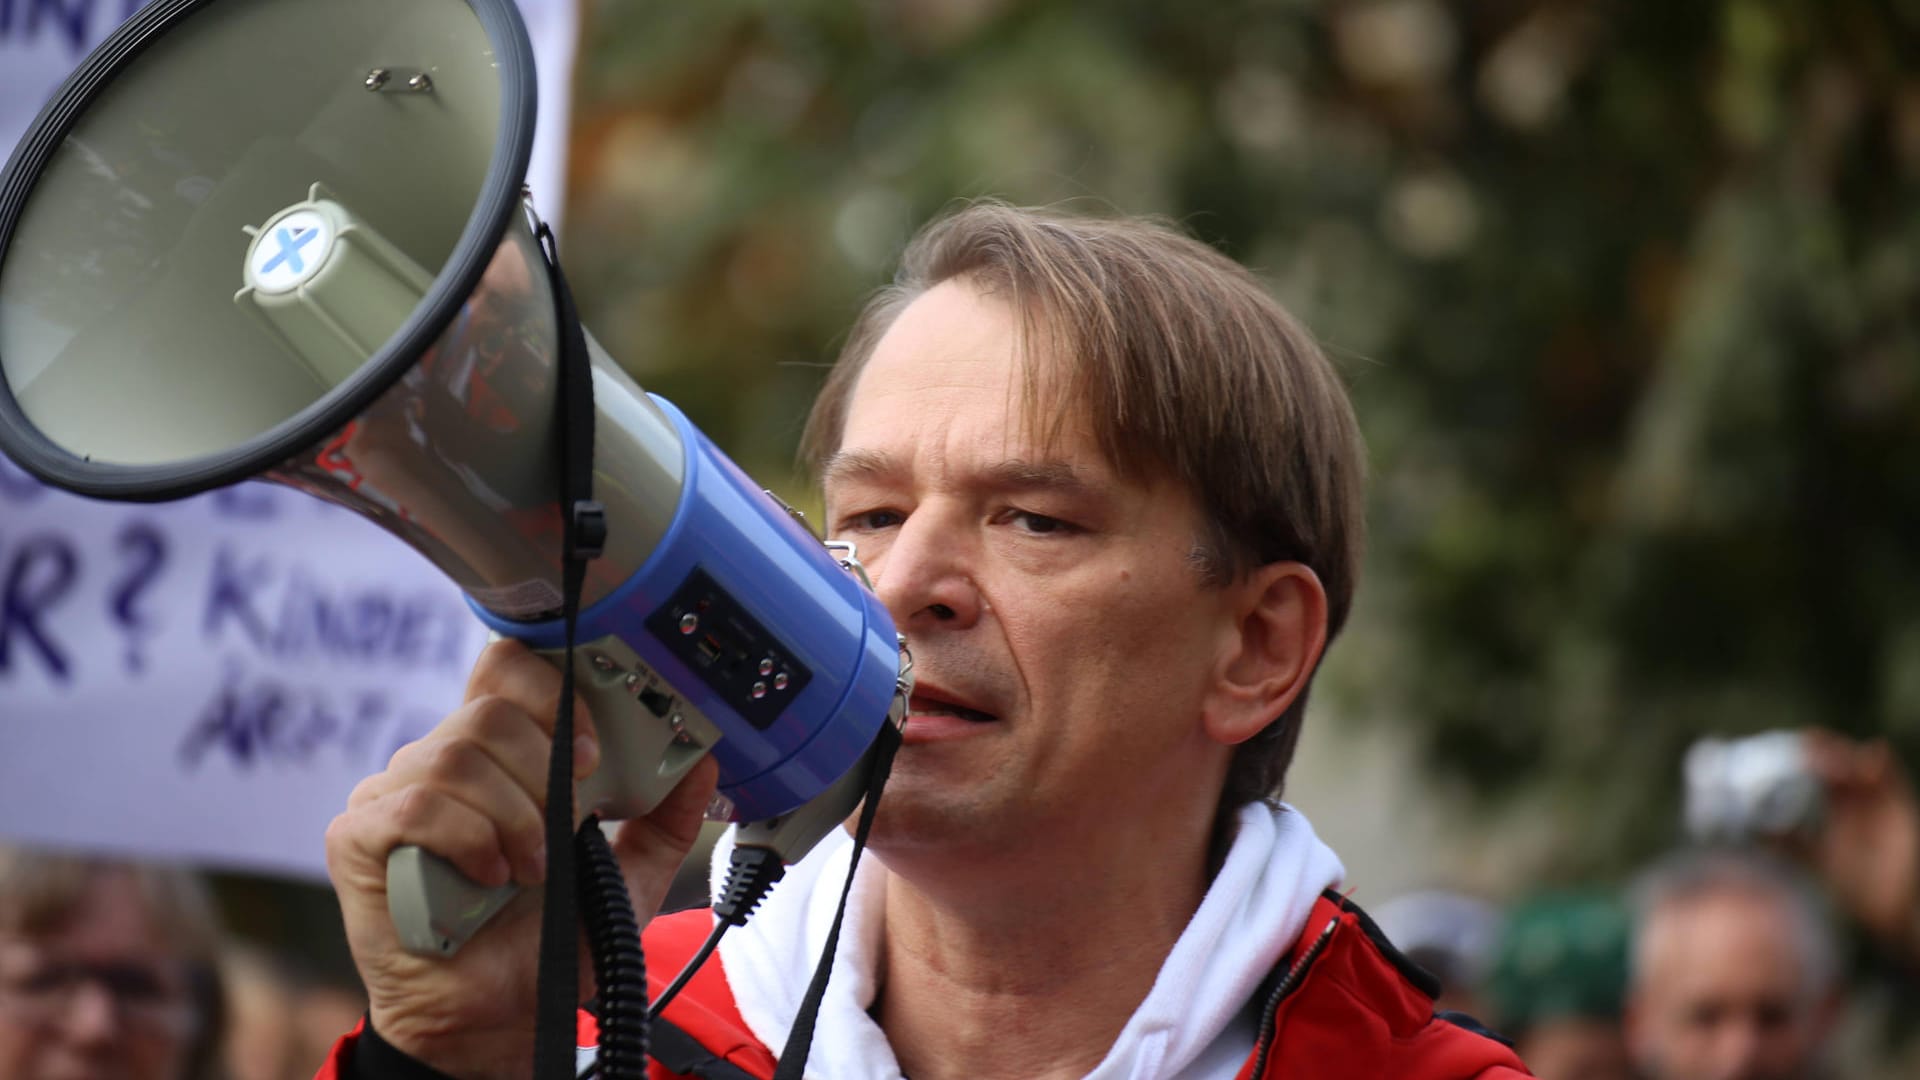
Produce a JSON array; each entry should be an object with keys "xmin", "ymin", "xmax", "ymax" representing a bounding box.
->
[
  {"xmin": 576, "ymin": 817, "xmax": 646, "ymax": 1080},
  {"xmin": 646, "ymin": 923, "xmax": 726, "ymax": 1022},
  {"xmin": 648, "ymin": 845, "xmax": 787, "ymax": 1020}
]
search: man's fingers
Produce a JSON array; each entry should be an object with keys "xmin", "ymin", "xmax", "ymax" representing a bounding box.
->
[
  {"xmin": 465, "ymin": 638, "xmax": 601, "ymax": 761},
  {"xmin": 352, "ymin": 688, "xmax": 601, "ymax": 815},
  {"xmin": 341, "ymin": 737, "xmax": 551, "ymax": 886},
  {"xmin": 649, "ymin": 755, "xmax": 723, "ymax": 852},
  {"xmin": 398, "ymin": 696, "xmax": 591, "ymax": 794},
  {"xmin": 610, "ymin": 756, "xmax": 720, "ymax": 910},
  {"xmin": 331, "ymin": 787, "xmax": 523, "ymax": 892},
  {"xmin": 1804, "ymin": 729, "xmax": 1908, "ymax": 800}
]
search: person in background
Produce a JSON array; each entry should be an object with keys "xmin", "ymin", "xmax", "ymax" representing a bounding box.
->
[
  {"xmin": 0, "ymin": 844, "xmax": 226, "ymax": 1080},
  {"xmin": 1486, "ymin": 891, "xmax": 1635, "ymax": 1080},
  {"xmin": 1624, "ymin": 849, "xmax": 1840, "ymax": 1080}
]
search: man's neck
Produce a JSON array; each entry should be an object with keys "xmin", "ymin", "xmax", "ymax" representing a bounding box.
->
[{"xmin": 870, "ymin": 811, "xmax": 1218, "ymax": 1080}]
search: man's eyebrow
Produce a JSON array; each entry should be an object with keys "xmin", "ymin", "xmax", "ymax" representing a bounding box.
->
[
  {"xmin": 819, "ymin": 449, "xmax": 900, "ymax": 489},
  {"xmin": 820, "ymin": 452, "xmax": 1101, "ymax": 494},
  {"xmin": 981, "ymin": 459, "xmax": 1097, "ymax": 493}
]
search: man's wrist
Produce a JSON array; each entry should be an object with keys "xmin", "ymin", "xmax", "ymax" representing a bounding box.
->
[
  {"xmin": 354, "ymin": 1016, "xmax": 462, "ymax": 1080},
  {"xmin": 365, "ymin": 1005, "xmax": 538, "ymax": 1080}
]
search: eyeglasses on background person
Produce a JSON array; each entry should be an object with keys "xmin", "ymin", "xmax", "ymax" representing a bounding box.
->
[{"xmin": 0, "ymin": 846, "xmax": 226, "ymax": 1080}]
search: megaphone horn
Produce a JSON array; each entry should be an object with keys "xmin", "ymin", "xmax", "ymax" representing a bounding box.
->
[{"xmin": 0, "ymin": 0, "xmax": 907, "ymax": 957}]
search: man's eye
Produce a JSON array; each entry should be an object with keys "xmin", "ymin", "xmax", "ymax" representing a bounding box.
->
[
  {"xmin": 1006, "ymin": 510, "xmax": 1075, "ymax": 536},
  {"xmin": 98, "ymin": 965, "xmax": 170, "ymax": 1002},
  {"xmin": 841, "ymin": 509, "xmax": 903, "ymax": 532},
  {"xmin": 16, "ymin": 967, "xmax": 69, "ymax": 995}
]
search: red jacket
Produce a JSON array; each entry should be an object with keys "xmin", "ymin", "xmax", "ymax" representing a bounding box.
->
[
  {"xmin": 316, "ymin": 892, "xmax": 1530, "ymax": 1079},
  {"xmin": 638, "ymin": 891, "xmax": 1531, "ymax": 1080}
]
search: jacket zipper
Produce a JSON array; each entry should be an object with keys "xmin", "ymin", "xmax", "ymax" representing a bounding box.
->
[{"xmin": 1248, "ymin": 915, "xmax": 1340, "ymax": 1078}]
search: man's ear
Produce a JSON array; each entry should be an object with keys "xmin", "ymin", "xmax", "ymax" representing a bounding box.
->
[{"xmin": 1202, "ymin": 562, "xmax": 1328, "ymax": 747}]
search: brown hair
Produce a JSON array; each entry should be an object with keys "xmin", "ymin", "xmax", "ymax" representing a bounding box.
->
[
  {"xmin": 0, "ymin": 846, "xmax": 228, "ymax": 1080},
  {"xmin": 801, "ymin": 202, "xmax": 1367, "ymax": 807}
]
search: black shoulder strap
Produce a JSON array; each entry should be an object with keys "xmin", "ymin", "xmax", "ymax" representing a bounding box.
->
[
  {"xmin": 648, "ymin": 1017, "xmax": 766, "ymax": 1080},
  {"xmin": 532, "ymin": 217, "xmax": 608, "ymax": 1080},
  {"xmin": 769, "ymin": 722, "xmax": 903, "ymax": 1079}
]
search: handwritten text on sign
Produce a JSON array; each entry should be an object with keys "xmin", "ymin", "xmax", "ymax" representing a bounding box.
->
[{"xmin": 0, "ymin": 457, "xmax": 486, "ymax": 878}]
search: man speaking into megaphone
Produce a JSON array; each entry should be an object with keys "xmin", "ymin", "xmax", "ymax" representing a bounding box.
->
[
  {"xmin": 316, "ymin": 202, "xmax": 1533, "ymax": 1080},
  {"xmin": 0, "ymin": 2, "xmax": 1532, "ymax": 1076}
]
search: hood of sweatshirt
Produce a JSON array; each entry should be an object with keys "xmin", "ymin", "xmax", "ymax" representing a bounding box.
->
[{"xmin": 711, "ymin": 801, "xmax": 1346, "ymax": 1079}]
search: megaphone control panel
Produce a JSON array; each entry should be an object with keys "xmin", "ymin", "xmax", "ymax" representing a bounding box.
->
[{"xmin": 645, "ymin": 568, "xmax": 812, "ymax": 731}]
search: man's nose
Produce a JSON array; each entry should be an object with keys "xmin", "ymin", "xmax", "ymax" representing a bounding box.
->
[
  {"xmin": 59, "ymin": 980, "xmax": 123, "ymax": 1045},
  {"xmin": 1712, "ymin": 1019, "xmax": 1767, "ymax": 1080},
  {"xmin": 871, "ymin": 509, "xmax": 980, "ymax": 631}
]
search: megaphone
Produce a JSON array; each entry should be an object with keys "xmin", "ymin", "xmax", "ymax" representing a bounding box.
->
[{"xmin": 0, "ymin": 0, "xmax": 907, "ymax": 956}]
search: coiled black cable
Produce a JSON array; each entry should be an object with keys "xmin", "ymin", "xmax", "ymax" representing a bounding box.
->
[
  {"xmin": 574, "ymin": 825, "xmax": 790, "ymax": 1078},
  {"xmin": 576, "ymin": 817, "xmax": 645, "ymax": 1080}
]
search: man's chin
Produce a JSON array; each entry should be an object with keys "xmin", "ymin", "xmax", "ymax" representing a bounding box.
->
[{"xmin": 864, "ymin": 777, "xmax": 1004, "ymax": 854}]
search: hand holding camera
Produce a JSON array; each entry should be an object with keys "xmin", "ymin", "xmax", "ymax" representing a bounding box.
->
[
  {"xmin": 1798, "ymin": 730, "xmax": 1920, "ymax": 958},
  {"xmin": 1687, "ymin": 728, "xmax": 1920, "ymax": 963}
]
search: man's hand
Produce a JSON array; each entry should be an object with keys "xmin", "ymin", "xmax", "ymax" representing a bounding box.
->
[
  {"xmin": 1800, "ymin": 729, "xmax": 1920, "ymax": 959},
  {"xmin": 324, "ymin": 639, "xmax": 719, "ymax": 1080}
]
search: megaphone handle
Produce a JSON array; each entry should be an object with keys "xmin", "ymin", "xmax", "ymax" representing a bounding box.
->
[
  {"xmin": 381, "ymin": 637, "xmax": 724, "ymax": 956},
  {"xmin": 386, "ymin": 844, "xmax": 521, "ymax": 957}
]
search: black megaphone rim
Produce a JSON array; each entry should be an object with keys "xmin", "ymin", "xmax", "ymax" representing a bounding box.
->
[{"xmin": 0, "ymin": 0, "xmax": 538, "ymax": 503}]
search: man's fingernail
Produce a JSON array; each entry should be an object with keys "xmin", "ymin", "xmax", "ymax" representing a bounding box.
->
[{"xmin": 575, "ymin": 735, "xmax": 599, "ymax": 776}]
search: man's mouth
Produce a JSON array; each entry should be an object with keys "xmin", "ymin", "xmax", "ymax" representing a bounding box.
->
[{"xmin": 907, "ymin": 692, "xmax": 999, "ymax": 723}]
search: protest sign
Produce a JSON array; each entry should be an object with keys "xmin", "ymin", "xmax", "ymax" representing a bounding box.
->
[{"xmin": 0, "ymin": 462, "xmax": 491, "ymax": 877}]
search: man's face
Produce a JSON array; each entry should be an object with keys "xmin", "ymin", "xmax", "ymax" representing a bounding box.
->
[
  {"xmin": 823, "ymin": 279, "xmax": 1245, "ymax": 861},
  {"xmin": 0, "ymin": 873, "xmax": 199, "ymax": 1080},
  {"xmin": 1625, "ymin": 890, "xmax": 1833, "ymax": 1080}
]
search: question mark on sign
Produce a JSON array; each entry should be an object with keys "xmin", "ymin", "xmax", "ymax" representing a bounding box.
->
[{"xmin": 111, "ymin": 523, "xmax": 167, "ymax": 674}]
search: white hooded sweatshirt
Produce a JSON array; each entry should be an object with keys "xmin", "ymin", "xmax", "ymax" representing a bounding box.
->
[{"xmin": 710, "ymin": 802, "xmax": 1346, "ymax": 1080}]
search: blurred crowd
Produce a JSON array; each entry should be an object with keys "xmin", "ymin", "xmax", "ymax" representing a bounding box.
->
[
  {"xmin": 0, "ymin": 848, "xmax": 362, "ymax": 1080},
  {"xmin": 3, "ymin": 727, "xmax": 1913, "ymax": 1080},
  {"xmin": 1375, "ymin": 730, "xmax": 1920, "ymax": 1080}
]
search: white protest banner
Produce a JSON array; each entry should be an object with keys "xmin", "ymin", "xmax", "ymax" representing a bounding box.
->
[
  {"xmin": 0, "ymin": 462, "xmax": 492, "ymax": 878},
  {"xmin": 0, "ymin": 0, "xmax": 581, "ymax": 878}
]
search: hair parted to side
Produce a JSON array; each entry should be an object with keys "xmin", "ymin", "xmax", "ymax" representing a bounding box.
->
[
  {"xmin": 801, "ymin": 201, "xmax": 1367, "ymax": 808},
  {"xmin": 0, "ymin": 845, "xmax": 228, "ymax": 1080}
]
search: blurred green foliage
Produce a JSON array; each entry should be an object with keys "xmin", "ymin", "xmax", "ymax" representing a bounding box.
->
[{"xmin": 566, "ymin": 0, "xmax": 1920, "ymax": 875}]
